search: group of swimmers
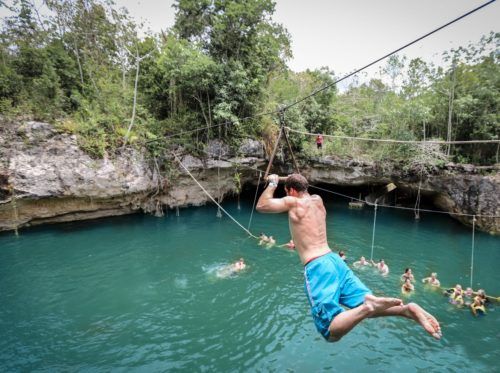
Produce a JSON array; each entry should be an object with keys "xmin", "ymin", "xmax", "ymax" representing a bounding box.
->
[
  {"xmin": 351, "ymin": 254, "xmax": 491, "ymax": 317},
  {"xmin": 219, "ymin": 233, "xmax": 292, "ymax": 278},
  {"xmin": 255, "ymin": 233, "xmax": 493, "ymax": 318},
  {"xmin": 445, "ymin": 284, "xmax": 489, "ymax": 316},
  {"xmin": 259, "ymin": 233, "xmax": 297, "ymax": 250},
  {"xmin": 352, "ymin": 255, "xmax": 389, "ymax": 276},
  {"xmin": 258, "ymin": 233, "xmax": 276, "ymax": 246}
]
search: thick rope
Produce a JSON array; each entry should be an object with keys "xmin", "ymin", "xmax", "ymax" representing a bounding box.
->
[
  {"xmin": 470, "ymin": 215, "xmax": 476, "ymax": 288},
  {"xmin": 216, "ymin": 149, "xmax": 222, "ymax": 218},
  {"xmin": 370, "ymin": 202, "xmax": 378, "ymax": 261},
  {"xmin": 308, "ymin": 184, "xmax": 499, "ymax": 219},
  {"xmin": 173, "ymin": 153, "xmax": 258, "ymax": 239},
  {"xmin": 210, "ymin": 154, "xmax": 500, "ymax": 219},
  {"xmin": 414, "ymin": 120, "xmax": 426, "ymax": 219},
  {"xmin": 139, "ymin": 1, "xmax": 496, "ymax": 150},
  {"xmin": 9, "ymin": 149, "xmax": 20, "ymax": 236},
  {"xmin": 284, "ymin": 0, "xmax": 496, "ymax": 111},
  {"xmin": 414, "ymin": 182, "xmax": 422, "ymax": 219},
  {"xmin": 264, "ymin": 125, "xmax": 284, "ymax": 180},
  {"xmin": 285, "ymin": 127, "xmax": 500, "ymax": 145},
  {"xmin": 248, "ymin": 171, "xmax": 262, "ymax": 231}
]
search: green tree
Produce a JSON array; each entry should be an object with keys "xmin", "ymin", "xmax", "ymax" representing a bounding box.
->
[{"xmin": 173, "ymin": 0, "xmax": 291, "ymax": 137}]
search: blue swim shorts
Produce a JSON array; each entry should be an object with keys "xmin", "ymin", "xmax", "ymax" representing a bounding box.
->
[{"xmin": 304, "ymin": 252, "xmax": 372, "ymax": 340}]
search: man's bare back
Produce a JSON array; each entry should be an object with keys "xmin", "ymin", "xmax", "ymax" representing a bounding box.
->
[{"xmin": 287, "ymin": 194, "xmax": 331, "ymax": 264}]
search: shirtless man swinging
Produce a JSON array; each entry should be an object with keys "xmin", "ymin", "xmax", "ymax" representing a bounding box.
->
[{"xmin": 256, "ymin": 173, "xmax": 441, "ymax": 342}]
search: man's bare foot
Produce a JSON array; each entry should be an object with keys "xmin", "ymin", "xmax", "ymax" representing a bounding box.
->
[
  {"xmin": 403, "ymin": 303, "xmax": 442, "ymax": 340},
  {"xmin": 364, "ymin": 294, "xmax": 403, "ymax": 315}
]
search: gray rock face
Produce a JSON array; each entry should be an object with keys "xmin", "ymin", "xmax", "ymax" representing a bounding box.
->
[
  {"xmin": 300, "ymin": 158, "xmax": 499, "ymax": 233},
  {"xmin": 16, "ymin": 121, "xmax": 56, "ymax": 142},
  {"xmin": 0, "ymin": 120, "xmax": 158, "ymax": 230},
  {"xmin": 180, "ymin": 154, "xmax": 204, "ymax": 170},
  {"xmin": 0, "ymin": 120, "xmax": 498, "ymax": 234},
  {"xmin": 429, "ymin": 173, "xmax": 500, "ymax": 233},
  {"xmin": 8, "ymin": 125, "xmax": 156, "ymax": 199},
  {"xmin": 205, "ymin": 139, "xmax": 231, "ymax": 158},
  {"xmin": 238, "ymin": 139, "xmax": 264, "ymax": 157}
]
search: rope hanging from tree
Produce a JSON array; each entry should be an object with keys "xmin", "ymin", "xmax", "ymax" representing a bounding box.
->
[
  {"xmin": 414, "ymin": 119, "xmax": 427, "ymax": 220},
  {"xmin": 370, "ymin": 202, "xmax": 378, "ymax": 261},
  {"xmin": 216, "ymin": 125, "xmax": 223, "ymax": 218},
  {"xmin": 264, "ymin": 109, "xmax": 300, "ymax": 180},
  {"xmin": 173, "ymin": 153, "xmax": 258, "ymax": 239},
  {"xmin": 247, "ymin": 171, "xmax": 262, "ymax": 231},
  {"xmin": 216, "ymin": 151, "xmax": 223, "ymax": 218},
  {"xmin": 284, "ymin": 126, "xmax": 500, "ymax": 145},
  {"xmin": 264, "ymin": 125, "xmax": 283, "ymax": 180},
  {"xmin": 470, "ymin": 215, "xmax": 476, "ymax": 288}
]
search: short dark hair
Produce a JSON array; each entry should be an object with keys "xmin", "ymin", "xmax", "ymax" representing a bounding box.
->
[{"xmin": 285, "ymin": 174, "xmax": 308, "ymax": 192}]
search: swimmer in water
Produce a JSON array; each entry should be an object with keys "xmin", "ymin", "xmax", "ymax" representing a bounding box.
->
[
  {"xmin": 422, "ymin": 272, "xmax": 441, "ymax": 287},
  {"xmin": 259, "ymin": 233, "xmax": 270, "ymax": 246},
  {"xmin": 471, "ymin": 289, "xmax": 487, "ymax": 317},
  {"xmin": 353, "ymin": 256, "xmax": 371, "ymax": 268},
  {"xmin": 401, "ymin": 268, "xmax": 415, "ymax": 283},
  {"xmin": 280, "ymin": 240, "xmax": 296, "ymax": 250},
  {"xmin": 233, "ymin": 258, "xmax": 246, "ymax": 271},
  {"xmin": 338, "ymin": 250, "xmax": 347, "ymax": 262},
  {"xmin": 401, "ymin": 278, "xmax": 415, "ymax": 294},
  {"xmin": 464, "ymin": 287, "xmax": 474, "ymax": 306},
  {"xmin": 371, "ymin": 259, "xmax": 389, "ymax": 276},
  {"xmin": 448, "ymin": 284, "xmax": 464, "ymax": 306},
  {"xmin": 216, "ymin": 258, "xmax": 246, "ymax": 278}
]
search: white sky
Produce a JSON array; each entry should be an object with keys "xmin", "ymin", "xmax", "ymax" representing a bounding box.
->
[
  {"xmin": 112, "ymin": 0, "xmax": 499, "ymax": 76},
  {"xmin": 2, "ymin": 0, "xmax": 499, "ymax": 77}
]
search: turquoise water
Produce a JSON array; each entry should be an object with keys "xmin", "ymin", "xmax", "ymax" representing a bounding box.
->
[{"xmin": 0, "ymin": 197, "xmax": 499, "ymax": 372}]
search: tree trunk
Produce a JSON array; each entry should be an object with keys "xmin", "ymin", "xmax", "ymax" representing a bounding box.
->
[
  {"xmin": 123, "ymin": 52, "xmax": 140, "ymax": 146},
  {"xmin": 121, "ymin": 58, "xmax": 127, "ymax": 91},
  {"xmin": 207, "ymin": 92, "xmax": 212, "ymax": 144},
  {"xmin": 73, "ymin": 47, "xmax": 84, "ymax": 85},
  {"xmin": 169, "ymin": 78, "xmax": 175, "ymax": 115},
  {"xmin": 193, "ymin": 93, "xmax": 210, "ymax": 129},
  {"xmin": 446, "ymin": 67, "xmax": 456, "ymax": 156}
]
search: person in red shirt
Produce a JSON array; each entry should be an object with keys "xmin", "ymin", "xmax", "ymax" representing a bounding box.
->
[{"xmin": 316, "ymin": 134, "xmax": 323, "ymax": 149}]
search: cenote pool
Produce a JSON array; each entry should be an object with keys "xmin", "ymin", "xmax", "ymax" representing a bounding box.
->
[{"xmin": 0, "ymin": 197, "xmax": 499, "ymax": 372}]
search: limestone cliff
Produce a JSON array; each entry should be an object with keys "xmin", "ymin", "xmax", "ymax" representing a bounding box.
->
[
  {"xmin": 299, "ymin": 156, "xmax": 499, "ymax": 234},
  {"xmin": 0, "ymin": 120, "xmax": 265, "ymax": 231},
  {"xmin": 0, "ymin": 120, "xmax": 498, "ymax": 234}
]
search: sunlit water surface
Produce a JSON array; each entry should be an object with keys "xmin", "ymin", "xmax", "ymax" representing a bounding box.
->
[{"xmin": 0, "ymin": 198, "xmax": 499, "ymax": 372}]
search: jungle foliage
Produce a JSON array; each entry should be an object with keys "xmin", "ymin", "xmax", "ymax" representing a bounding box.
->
[{"xmin": 1, "ymin": 0, "xmax": 498, "ymax": 164}]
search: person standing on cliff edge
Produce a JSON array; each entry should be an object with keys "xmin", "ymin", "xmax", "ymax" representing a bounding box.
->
[
  {"xmin": 316, "ymin": 134, "xmax": 323, "ymax": 150},
  {"xmin": 256, "ymin": 173, "xmax": 441, "ymax": 342}
]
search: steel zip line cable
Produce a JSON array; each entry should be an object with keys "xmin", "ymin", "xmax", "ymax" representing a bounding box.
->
[{"xmin": 142, "ymin": 0, "xmax": 496, "ymax": 144}]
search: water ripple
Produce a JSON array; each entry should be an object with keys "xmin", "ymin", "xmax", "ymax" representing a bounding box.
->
[{"xmin": 0, "ymin": 202, "xmax": 498, "ymax": 371}]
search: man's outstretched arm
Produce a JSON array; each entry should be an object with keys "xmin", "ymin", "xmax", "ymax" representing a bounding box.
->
[{"xmin": 256, "ymin": 174, "xmax": 294, "ymax": 214}]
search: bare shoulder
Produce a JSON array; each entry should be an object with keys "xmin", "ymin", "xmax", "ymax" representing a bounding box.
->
[
  {"xmin": 283, "ymin": 196, "xmax": 298, "ymax": 207},
  {"xmin": 311, "ymin": 194, "xmax": 326, "ymax": 208}
]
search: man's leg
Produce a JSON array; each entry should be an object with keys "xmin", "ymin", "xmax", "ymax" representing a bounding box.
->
[
  {"xmin": 328, "ymin": 295, "xmax": 441, "ymax": 342},
  {"xmin": 372, "ymin": 302, "xmax": 441, "ymax": 339},
  {"xmin": 327, "ymin": 294, "xmax": 401, "ymax": 341}
]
